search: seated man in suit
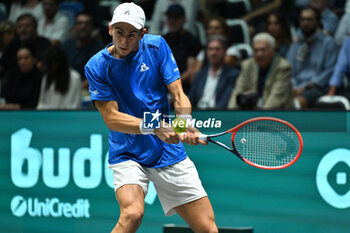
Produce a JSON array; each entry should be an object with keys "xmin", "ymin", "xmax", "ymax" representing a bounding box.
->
[
  {"xmin": 189, "ymin": 35, "xmax": 239, "ymax": 109},
  {"xmin": 228, "ymin": 32, "xmax": 294, "ymax": 109}
]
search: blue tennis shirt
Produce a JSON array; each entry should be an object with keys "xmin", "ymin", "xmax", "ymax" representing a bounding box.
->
[{"xmin": 85, "ymin": 34, "xmax": 187, "ymax": 168}]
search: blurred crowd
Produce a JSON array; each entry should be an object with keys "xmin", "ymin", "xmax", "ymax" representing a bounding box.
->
[{"xmin": 0, "ymin": 0, "xmax": 349, "ymax": 110}]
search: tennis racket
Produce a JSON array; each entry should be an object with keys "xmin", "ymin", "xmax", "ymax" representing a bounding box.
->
[{"xmin": 198, "ymin": 117, "xmax": 303, "ymax": 170}]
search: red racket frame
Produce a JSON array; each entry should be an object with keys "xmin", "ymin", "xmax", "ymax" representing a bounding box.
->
[
  {"xmin": 202, "ymin": 117, "xmax": 303, "ymax": 170},
  {"xmin": 228, "ymin": 117, "xmax": 303, "ymax": 169}
]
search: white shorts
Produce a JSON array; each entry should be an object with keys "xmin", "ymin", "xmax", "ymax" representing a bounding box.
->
[{"xmin": 108, "ymin": 157, "xmax": 207, "ymax": 216}]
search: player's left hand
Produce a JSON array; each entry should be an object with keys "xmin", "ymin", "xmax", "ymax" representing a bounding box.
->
[{"xmin": 179, "ymin": 126, "xmax": 208, "ymax": 146}]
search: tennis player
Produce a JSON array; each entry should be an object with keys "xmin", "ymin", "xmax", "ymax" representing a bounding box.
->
[{"xmin": 85, "ymin": 2, "xmax": 218, "ymax": 233}]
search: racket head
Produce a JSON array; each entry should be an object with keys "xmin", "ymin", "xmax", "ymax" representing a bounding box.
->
[{"xmin": 229, "ymin": 117, "xmax": 303, "ymax": 170}]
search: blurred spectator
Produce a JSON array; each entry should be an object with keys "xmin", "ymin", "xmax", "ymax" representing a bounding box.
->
[
  {"xmin": 286, "ymin": 6, "xmax": 337, "ymax": 109},
  {"xmin": 311, "ymin": 0, "xmax": 339, "ymax": 36},
  {"xmin": 241, "ymin": 0, "xmax": 283, "ymax": 34},
  {"xmin": 61, "ymin": 12, "xmax": 104, "ymax": 90},
  {"xmin": 285, "ymin": 0, "xmax": 310, "ymax": 30},
  {"xmin": 135, "ymin": 0, "xmax": 157, "ymax": 20},
  {"xmin": 0, "ymin": 21, "xmax": 15, "ymax": 58},
  {"xmin": 295, "ymin": 0, "xmax": 311, "ymax": 6},
  {"xmin": 189, "ymin": 35, "xmax": 239, "ymax": 109},
  {"xmin": 329, "ymin": 0, "xmax": 347, "ymax": 17},
  {"xmin": 0, "ymin": 2, "xmax": 7, "ymax": 21},
  {"xmin": 93, "ymin": 0, "xmax": 156, "ymax": 23},
  {"xmin": 327, "ymin": 37, "xmax": 350, "ymax": 100},
  {"xmin": 228, "ymin": 33, "xmax": 294, "ymax": 110},
  {"xmin": 0, "ymin": 14, "xmax": 50, "ymax": 78},
  {"xmin": 8, "ymin": 0, "xmax": 44, "ymax": 23},
  {"xmin": 37, "ymin": 0, "xmax": 70, "ymax": 44},
  {"xmin": 163, "ymin": 3, "xmax": 201, "ymax": 94},
  {"xmin": 149, "ymin": 0, "xmax": 198, "ymax": 36},
  {"xmin": 0, "ymin": 45, "xmax": 42, "ymax": 109},
  {"xmin": 205, "ymin": 15, "xmax": 229, "ymax": 40},
  {"xmin": 193, "ymin": 16, "xmax": 229, "ymax": 77},
  {"xmin": 334, "ymin": 0, "xmax": 350, "ymax": 45},
  {"xmin": 37, "ymin": 45, "xmax": 82, "ymax": 109},
  {"xmin": 265, "ymin": 12, "xmax": 291, "ymax": 58}
]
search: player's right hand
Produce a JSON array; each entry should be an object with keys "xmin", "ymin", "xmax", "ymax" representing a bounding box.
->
[
  {"xmin": 154, "ymin": 121, "xmax": 181, "ymax": 144},
  {"xmin": 179, "ymin": 126, "xmax": 208, "ymax": 146}
]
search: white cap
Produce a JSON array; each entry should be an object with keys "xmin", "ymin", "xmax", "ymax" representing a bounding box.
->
[
  {"xmin": 110, "ymin": 2, "xmax": 145, "ymax": 29},
  {"xmin": 226, "ymin": 45, "xmax": 241, "ymax": 60}
]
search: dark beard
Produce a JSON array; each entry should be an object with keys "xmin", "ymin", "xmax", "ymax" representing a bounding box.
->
[{"xmin": 302, "ymin": 28, "xmax": 317, "ymax": 38}]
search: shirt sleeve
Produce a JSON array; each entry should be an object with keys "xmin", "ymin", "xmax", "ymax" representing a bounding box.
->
[
  {"xmin": 323, "ymin": 10, "xmax": 339, "ymax": 36},
  {"xmin": 335, "ymin": 14, "xmax": 350, "ymax": 46},
  {"xmin": 85, "ymin": 60, "xmax": 117, "ymax": 102},
  {"xmin": 311, "ymin": 38, "xmax": 338, "ymax": 87},
  {"xmin": 329, "ymin": 38, "xmax": 350, "ymax": 87},
  {"xmin": 158, "ymin": 36, "xmax": 181, "ymax": 86}
]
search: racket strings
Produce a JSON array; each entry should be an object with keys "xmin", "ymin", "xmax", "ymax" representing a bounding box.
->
[{"xmin": 234, "ymin": 120, "xmax": 300, "ymax": 168}]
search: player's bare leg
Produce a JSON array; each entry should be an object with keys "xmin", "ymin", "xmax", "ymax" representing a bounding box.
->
[
  {"xmin": 174, "ymin": 196, "xmax": 218, "ymax": 233},
  {"xmin": 111, "ymin": 184, "xmax": 145, "ymax": 233}
]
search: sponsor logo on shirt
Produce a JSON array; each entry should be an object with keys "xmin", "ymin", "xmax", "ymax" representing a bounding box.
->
[{"xmin": 140, "ymin": 63, "xmax": 149, "ymax": 72}]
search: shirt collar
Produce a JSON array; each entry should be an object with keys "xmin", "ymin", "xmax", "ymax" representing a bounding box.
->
[{"xmin": 209, "ymin": 65, "xmax": 224, "ymax": 77}]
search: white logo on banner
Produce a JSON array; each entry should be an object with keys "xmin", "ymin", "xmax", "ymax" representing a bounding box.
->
[
  {"xmin": 11, "ymin": 195, "xmax": 27, "ymax": 217},
  {"xmin": 10, "ymin": 128, "xmax": 158, "ymax": 218},
  {"xmin": 316, "ymin": 148, "xmax": 350, "ymax": 209},
  {"xmin": 11, "ymin": 195, "xmax": 90, "ymax": 218}
]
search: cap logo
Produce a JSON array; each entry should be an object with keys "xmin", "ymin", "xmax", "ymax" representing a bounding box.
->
[{"xmin": 111, "ymin": 3, "xmax": 145, "ymax": 29}]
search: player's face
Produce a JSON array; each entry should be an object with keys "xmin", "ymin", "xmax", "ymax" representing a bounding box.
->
[{"xmin": 109, "ymin": 22, "xmax": 145, "ymax": 58}]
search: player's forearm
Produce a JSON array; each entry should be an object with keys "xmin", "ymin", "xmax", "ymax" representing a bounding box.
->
[
  {"xmin": 173, "ymin": 93, "xmax": 192, "ymax": 116},
  {"xmin": 104, "ymin": 111, "xmax": 142, "ymax": 134},
  {"xmin": 168, "ymin": 80, "xmax": 192, "ymax": 116},
  {"xmin": 95, "ymin": 100, "xmax": 142, "ymax": 134}
]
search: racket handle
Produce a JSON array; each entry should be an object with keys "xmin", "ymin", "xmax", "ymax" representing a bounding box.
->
[
  {"xmin": 198, "ymin": 134, "xmax": 208, "ymax": 142},
  {"xmin": 180, "ymin": 133, "xmax": 208, "ymax": 142}
]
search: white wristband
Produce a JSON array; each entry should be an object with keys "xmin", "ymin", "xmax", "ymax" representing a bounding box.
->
[{"xmin": 139, "ymin": 119, "xmax": 155, "ymax": 135}]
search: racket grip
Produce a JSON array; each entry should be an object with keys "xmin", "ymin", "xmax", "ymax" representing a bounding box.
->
[
  {"xmin": 198, "ymin": 134, "xmax": 208, "ymax": 142},
  {"xmin": 180, "ymin": 133, "xmax": 208, "ymax": 142}
]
